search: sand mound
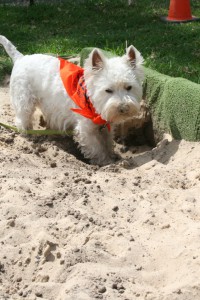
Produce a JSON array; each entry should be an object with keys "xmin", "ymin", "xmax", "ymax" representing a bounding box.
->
[{"xmin": 1, "ymin": 87, "xmax": 200, "ymax": 300}]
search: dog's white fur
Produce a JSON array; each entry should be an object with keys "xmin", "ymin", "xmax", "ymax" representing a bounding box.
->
[{"xmin": 0, "ymin": 35, "xmax": 144, "ymax": 165}]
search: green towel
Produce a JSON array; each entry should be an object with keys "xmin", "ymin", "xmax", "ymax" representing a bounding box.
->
[
  {"xmin": 80, "ymin": 47, "xmax": 200, "ymax": 141},
  {"xmin": 143, "ymin": 67, "xmax": 200, "ymax": 141}
]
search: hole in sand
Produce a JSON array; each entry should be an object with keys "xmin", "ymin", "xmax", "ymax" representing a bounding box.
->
[
  {"xmin": 115, "ymin": 115, "xmax": 156, "ymax": 149},
  {"xmin": 29, "ymin": 100, "xmax": 156, "ymax": 164},
  {"xmin": 114, "ymin": 99, "xmax": 157, "ymax": 159},
  {"xmin": 0, "ymin": 88, "xmax": 157, "ymax": 167},
  {"xmin": 36, "ymin": 99, "xmax": 157, "ymax": 165}
]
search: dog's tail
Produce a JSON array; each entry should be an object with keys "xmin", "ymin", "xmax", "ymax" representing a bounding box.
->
[{"xmin": 0, "ymin": 35, "xmax": 23, "ymax": 63}]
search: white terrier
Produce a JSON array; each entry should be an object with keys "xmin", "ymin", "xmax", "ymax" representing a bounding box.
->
[{"xmin": 0, "ymin": 35, "xmax": 144, "ymax": 165}]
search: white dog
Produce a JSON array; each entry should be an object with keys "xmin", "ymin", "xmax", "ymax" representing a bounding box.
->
[{"xmin": 0, "ymin": 35, "xmax": 144, "ymax": 165}]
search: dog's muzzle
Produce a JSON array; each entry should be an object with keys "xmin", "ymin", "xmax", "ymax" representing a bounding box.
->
[
  {"xmin": 118, "ymin": 99, "xmax": 140, "ymax": 115},
  {"xmin": 118, "ymin": 103, "xmax": 130, "ymax": 114}
]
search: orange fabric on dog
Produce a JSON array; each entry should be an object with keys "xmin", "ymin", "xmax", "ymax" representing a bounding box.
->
[{"xmin": 59, "ymin": 58, "xmax": 110, "ymax": 131}]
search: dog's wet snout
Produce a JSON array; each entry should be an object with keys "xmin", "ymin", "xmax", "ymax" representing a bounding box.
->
[{"xmin": 118, "ymin": 104, "xmax": 129, "ymax": 114}]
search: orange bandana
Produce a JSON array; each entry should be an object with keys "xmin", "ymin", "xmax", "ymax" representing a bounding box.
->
[{"xmin": 59, "ymin": 58, "xmax": 110, "ymax": 131}]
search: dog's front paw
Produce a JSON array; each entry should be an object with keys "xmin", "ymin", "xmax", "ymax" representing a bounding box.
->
[
  {"xmin": 89, "ymin": 157, "xmax": 113, "ymax": 166},
  {"xmin": 90, "ymin": 153, "xmax": 121, "ymax": 166},
  {"xmin": 110, "ymin": 152, "xmax": 121, "ymax": 162}
]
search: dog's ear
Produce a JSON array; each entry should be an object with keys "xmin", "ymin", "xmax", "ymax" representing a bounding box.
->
[
  {"xmin": 91, "ymin": 49, "xmax": 105, "ymax": 70},
  {"xmin": 126, "ymin": 45, "xmax": 143, "ymax": 68},
  {"xmin": 126, "ymin": 45, "xmax": 136, "ymax": 67}
]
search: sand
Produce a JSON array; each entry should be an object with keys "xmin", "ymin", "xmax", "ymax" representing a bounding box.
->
[{"xmin": 1, "ymin": 86, "xmax": 200, "ymax": 300}]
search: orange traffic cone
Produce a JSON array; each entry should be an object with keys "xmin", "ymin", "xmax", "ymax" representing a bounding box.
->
[{"xmin": 161, "ymin": 0, "xmax": 200, "ymax": 23}]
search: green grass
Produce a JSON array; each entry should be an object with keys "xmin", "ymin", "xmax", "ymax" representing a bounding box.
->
[{"xmin": 0, "ymin": 0, "xmax": 200, "ymax": 83}]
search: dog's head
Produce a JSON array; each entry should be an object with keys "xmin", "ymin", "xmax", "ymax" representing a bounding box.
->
[{"xmin": 84, "ymin": 46, "xmax": 144, "ymax": 124}]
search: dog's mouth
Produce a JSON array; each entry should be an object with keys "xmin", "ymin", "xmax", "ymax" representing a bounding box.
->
[
  {"xmin": 104, "ymin": 101, "xmax": 140, "ymax": 124},
  {"xmin": 109, "ymin": 113, "xmax": 137, "ymax": 124}
]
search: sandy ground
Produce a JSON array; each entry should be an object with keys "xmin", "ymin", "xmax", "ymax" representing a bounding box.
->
[{"xmin": 1, "ymin": 86, "xmax": 200, "ymax": 300}]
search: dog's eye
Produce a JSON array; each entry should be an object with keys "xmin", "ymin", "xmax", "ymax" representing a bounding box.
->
[
  {"xmin": 105, "ymin": 89, "xmax": 113, "ymax": 94},
  {"xmin": 126, "ymin": 86, "xmax": 132, "ymax": 91}
]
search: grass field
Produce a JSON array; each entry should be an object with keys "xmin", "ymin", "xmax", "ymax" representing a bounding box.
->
[{"xmin": 0, "ymin": 0, "xmax": 200, "ymax": 83}]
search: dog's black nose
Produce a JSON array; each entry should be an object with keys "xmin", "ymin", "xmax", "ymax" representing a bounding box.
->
[{"xmin": 118, "ymin": 104, "xmax": 129, "ymax": 114}]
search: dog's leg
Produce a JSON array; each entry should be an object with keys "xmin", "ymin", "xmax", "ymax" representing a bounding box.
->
[
  {"xmin": 75, "ymin": 119, "xmax": 117, "ymax": 166},
  {"xmin": 10, "ymin": 79, "xmax": 36, "ymax": 130}
]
